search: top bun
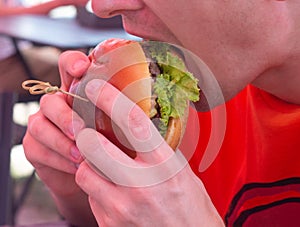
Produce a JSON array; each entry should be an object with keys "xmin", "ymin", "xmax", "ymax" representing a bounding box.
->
[{"xmin": 90, "ymin": 38, "xmax": 152, "ymax": 117}]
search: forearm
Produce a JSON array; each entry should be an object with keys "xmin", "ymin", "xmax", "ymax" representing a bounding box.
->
[
  {"xmin": 0, "ymin": 0, "xmax": 75, "ymax": 16},
  {"xmin": 51, "ymin": 189, "xmax": 98, "ymax": 227}
]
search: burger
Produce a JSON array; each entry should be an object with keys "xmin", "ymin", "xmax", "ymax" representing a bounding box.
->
[{"xmin": 68, "ymin": 38, "xmax": 200, "ymax": 157}]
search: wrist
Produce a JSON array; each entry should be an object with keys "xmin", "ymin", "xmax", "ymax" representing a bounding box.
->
[
  {"xmin": 51, "ymin": 190, "xmax": 97, "ymax": 227},
  {"xmin": 53, "ymin": 0, "xmax": 70, "ymax": 7}
]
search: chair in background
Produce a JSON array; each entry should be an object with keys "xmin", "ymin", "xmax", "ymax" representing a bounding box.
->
[{"xmin": 0, "ymin": 92, "xmax": 15, "ymax": 225}]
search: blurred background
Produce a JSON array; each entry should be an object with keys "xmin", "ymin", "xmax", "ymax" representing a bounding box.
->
[
  {"xmin": 22, "ymin": 0, "xmax": 89, "ymax": 17},
  {"xmin": 7, "ymin": 0, "xmax": 88, "ymax": 225},
  {"xmin": 12, "ymin": 102, "xmax": 61, "ymax": 225},
  {"xmin": 2, "ymin": 0, "xmax": 134, "ymax": 225}
]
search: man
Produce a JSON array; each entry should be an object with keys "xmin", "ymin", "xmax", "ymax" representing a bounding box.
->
[
  {"xmin": 23, "ymin": 0, "xmax": 300, "ymax": 226},
  {"xmin": 0, "ymin": 0, "xmax": 88, "ymax": 93}
]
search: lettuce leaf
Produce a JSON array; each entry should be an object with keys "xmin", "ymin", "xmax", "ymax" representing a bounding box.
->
[{"xmin": 150, "ymin": 46, "xmax": 200, "ymax": 136}]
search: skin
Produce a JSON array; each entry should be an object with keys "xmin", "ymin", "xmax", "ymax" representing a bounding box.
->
[
  {"xmin": 92, "ymin": 0, "xmax": 300, "ymax": 105},
  {"xmin": 23, "ymin": 0, "xmax": 300, "ymax": 226}
]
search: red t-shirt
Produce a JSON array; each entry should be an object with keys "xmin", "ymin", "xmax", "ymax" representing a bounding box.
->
[{"xmin": 185, "ymin": 85, "xmax": 300, "ymax": 226}]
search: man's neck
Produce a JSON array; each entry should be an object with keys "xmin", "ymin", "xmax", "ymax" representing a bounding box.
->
[{"xmin": 252, "ymin": 52, "xmax": 300, "ymax": 105}]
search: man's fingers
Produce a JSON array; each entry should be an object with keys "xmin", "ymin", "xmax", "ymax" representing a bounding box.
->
[
  {"xmin": 40, "ymin": 94, "xmax": 85, "ymax": 140},
  {"xmin": 26, "ymin": 110, "xmax": 83, "ymax": 163},
  {"xmin": 23, "ymin": 130, "xmax": 78, "ymax": 174},
  {"xmin": 84, "ymin": 79, "xmax": 173, "ymax": 163},
  {"xmin": 76, "ymin": 128, "xmax": 188, "ymax": 187},
  {"xmin": 58, "ymin": 50, "xmax": 90, "ymax": 91},
  {"xmin": 76, "ymin": 128, "xmax": 141, "ymax": 185}
]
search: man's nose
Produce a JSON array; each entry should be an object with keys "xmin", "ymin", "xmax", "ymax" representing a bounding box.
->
[{"xmin": 91, "ymin": 0, "xmax": 144, "ymax": 18}]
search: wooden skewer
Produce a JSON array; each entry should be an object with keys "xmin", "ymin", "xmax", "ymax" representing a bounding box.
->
[{"xmin": 21, "ymin": 80, "xmax": 89, "ymax": 102}]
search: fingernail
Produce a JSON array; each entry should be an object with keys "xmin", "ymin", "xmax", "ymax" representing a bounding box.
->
[
  {"xmin": 85, "ymin": 79, "xmax": 104, "ymax": 96},
  {"xmin": 69, "ymin": 118, "xmax": 85, "ymax": 138},
  {"xmin": 71, "ymin": 146, "xmax": 82, "ymax": 161}
]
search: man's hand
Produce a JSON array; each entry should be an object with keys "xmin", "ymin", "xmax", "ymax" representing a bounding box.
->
[
  {"xmin": 23, "ymin": 50, "xmax": 97, "ymax": 226},
  {"xmin": 75, "ymin": 79, "xmax": 224, "ymax": 226}
]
